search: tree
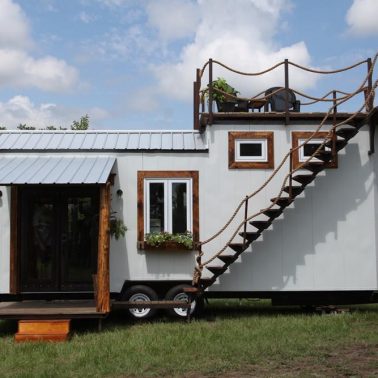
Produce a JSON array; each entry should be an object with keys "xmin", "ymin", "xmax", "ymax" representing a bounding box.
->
[
  {"xmin": 17, "ymin": 124, "xmax": 36, "ymax": 130},
  {"xmin": 0, "ymin": 126, "xmax": 6, "ymax": 130},
  {"xmin": 71, "ymin": 114, "xmax": 89, "ymax": 130}
]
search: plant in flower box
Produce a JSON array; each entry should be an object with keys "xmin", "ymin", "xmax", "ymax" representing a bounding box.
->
[{"xmin": 144, "ymin": 231, "xmax": 193, "ymax": 250}]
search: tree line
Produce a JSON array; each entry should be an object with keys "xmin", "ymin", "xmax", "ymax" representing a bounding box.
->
[{"xmin": 0, "ymin": 114, "xmax": 90, "ymax": 130}]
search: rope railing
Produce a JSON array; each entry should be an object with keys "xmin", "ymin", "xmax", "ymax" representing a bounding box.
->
[{"xmin": 192, "ymin": 53, "xmax": 377, "ymax": 286}]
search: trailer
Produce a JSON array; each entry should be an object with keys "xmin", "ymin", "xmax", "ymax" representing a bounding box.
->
[{"xmin": 0, "ymin": 55, "xmax": 377, "ymax": 326}]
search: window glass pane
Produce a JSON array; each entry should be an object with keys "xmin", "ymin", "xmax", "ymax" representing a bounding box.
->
[
  {"xmin": 303, "ymin": 143, "xmax": 323, "ymax": 157},
  {"xmin": 239, "ymin": 143, "xmax": 262, "ymax": 157},
  {"xmin": 149, "ymin": 182, "xmax": 165, "ymax": 233},
  {"xmin": 172, "ymin": 182, "xmax": 187, "ymax": 234}
]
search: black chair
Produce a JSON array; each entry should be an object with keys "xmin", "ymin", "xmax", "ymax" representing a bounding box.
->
[{"xmin": 264, "ymin": 87, "xmax": 300, "ymax": 112}]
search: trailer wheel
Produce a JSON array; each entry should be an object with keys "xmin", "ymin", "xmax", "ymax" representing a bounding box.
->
[
  {"xmin": 164, "ymin": 284, "xmax": 203, "ymax": 318},
  {"xmin": 123, "ymin": 285, "xmax": 158, "ymax": 319}
]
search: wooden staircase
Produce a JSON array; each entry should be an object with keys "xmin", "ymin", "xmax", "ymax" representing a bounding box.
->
[{"xmin": 198, "ymin": 119, "xmax": 368, "ymax": 290}]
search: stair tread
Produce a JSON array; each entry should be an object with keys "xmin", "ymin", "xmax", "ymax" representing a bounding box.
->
[
  {"xmin": 262, "ymin": 208, "xmax": 283, "ymax": 219},
  {"xmin": 283, "ymin": 186, "xmax": 304, "ymax": 196},
  {"xmin": 325, "ymin": 139, "xmax": 348, "ymax": 151},
  {"xmin": 336, "ymin": 128, "xmax": 358, "ymax": 140},
  {"xmin": 238, "ymin": 231, "xmax": 261, "ymax": 242},
  {"xmin": 270, "ymin": 197, "xmax": 293, "ymax": 207},
  {"xmin": 292, "ymin": 174, "xmax": 315, "ymax": 185},
  {"xmin": 250, "ymin": 220, "xmax": 272, "ymax": 230}
]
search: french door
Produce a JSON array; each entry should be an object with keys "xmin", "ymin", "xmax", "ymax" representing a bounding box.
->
[{"xmin": 20, "ymin": 187, "xmax": 99, "ymax": 292}]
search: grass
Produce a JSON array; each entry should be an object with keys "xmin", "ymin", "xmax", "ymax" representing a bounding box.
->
[{"xmin": 0, "ymin": 300, "xmax": 377, "ymax": 377}]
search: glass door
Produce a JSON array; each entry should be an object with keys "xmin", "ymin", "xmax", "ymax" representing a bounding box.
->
[{"xmin": 20, "ymin": 187, "xmax": 99, "ymax": 292}]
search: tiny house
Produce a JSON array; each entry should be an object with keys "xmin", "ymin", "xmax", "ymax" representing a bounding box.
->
[{"xmin": 0, "ymin": 55, "xmax": 377, "ymax": 323}]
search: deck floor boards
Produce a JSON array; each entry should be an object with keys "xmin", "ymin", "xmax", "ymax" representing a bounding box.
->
[{"xmin": 0, "ymin": 300, "xmax": 105, "ymax": 319}]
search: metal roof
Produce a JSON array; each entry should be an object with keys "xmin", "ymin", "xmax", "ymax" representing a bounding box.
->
[
  {"xmin": 0, "ymin": 130, "xmax": 208, "ymax": 151},
  {"xmin": 0, "ymin": 156, "xmax": 115, "ymax": 185}
]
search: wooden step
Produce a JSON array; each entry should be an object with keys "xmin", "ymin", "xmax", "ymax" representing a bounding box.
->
[
  {"xmin": 15, "ymin": 319, "xmax": 70, "ymax": 342},
  {"xmin": 218, "ymin": 254, "xmax": 237, "ymax": 264},
  {"xmin": 262, "ymin": 208, "xmax": 283, "ymax": 219},
  {"xmin": 325, "ymin": 139, "xmax": 348, "ymax": 151},
  {"xmin": 270, "ymin": 197, "xmax": 293, "ymax": 208},
  {"xmin": 238, "ymin": 231, "xmax": 261, "ymax": 242},
  {"xmin": 348, "ymin": 119, "xmax": 365, "ymax": 129},
  {"xmin": 300, "ymin": 161, "xmax": 325, "ymax": 173},
  {"xmin": 206, "ymin": 266, "xmax": 227, "ymax": 275},
  {"xmin": 292, "ymin": 174, "xmax": 315, "ymax": 185},
  {"xmin": 314, "ymin": 150, "xmax": 333, "ymax": 162},
  {"xmin": 283, "ymin": 186, "xmax": 304, "ymax": 196},
  {"xmin": 336, "ymin": 128, "xmax": 358, "ymax": 140},
  {"xmin": 228, "ymin": 243, "xmax": 248, "ymax": 253},
  {"xmin": 250, "ymin": 220, "xmax": 272, "ymax": 231}
]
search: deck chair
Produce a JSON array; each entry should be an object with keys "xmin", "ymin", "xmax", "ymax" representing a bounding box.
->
[{"xmin": 264, "ymin": 87, "xmax": 300, "ymax": 112}]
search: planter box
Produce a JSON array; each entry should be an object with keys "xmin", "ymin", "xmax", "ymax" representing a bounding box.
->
[{"xmin": 142, "ymin": 241, "xmax": 194, "ymax": 251}]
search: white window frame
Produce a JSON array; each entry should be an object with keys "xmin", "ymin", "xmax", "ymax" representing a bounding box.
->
[
  {"xmin": 298, "ymin": 138, "xmax": 330, "ymax": 162},
  {"xmin": 144, "ymin": 178, "xmax": 193, "ymax": 234},
  {"xmin": 235, "ymin": 138, "xmax": 268, "ymax": 162}
]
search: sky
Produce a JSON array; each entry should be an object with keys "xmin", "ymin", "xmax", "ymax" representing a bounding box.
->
[{"xmin": 0, "ymin": 0, "xmax": 377, "ymax": 130}]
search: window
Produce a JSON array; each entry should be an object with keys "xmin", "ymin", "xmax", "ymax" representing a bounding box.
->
[
  {"xmin": 137, "ymin": 171, "xmax": 199, "ymax": 245},
  {"xmin": 145, "ymin": 179, "xmax": 191, "ymax": 234},
  {"xmin": 292, "ymin": 132, "xmax": 337, "ymax": 169},
  {"xmin": 229, "ymin": 131, "xmax": 274, "ymax": 169}
]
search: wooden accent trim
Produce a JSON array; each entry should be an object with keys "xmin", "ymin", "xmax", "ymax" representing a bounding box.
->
[
  {"xmin": 292, "ymin": 131, "xmax": 337, "ymax": 169},
  {"xmin": 228, "ymin": 131, "xmax": 274, "ymax": 169},
  {"xmin": 137, "ymin": 171, "xmax": 199, "ymax": 245},
  {"xmin": 10, "ymin": 186, "xmax": 19, "ymax": 294},
  {"xmin": 96, "ymin": 182, "xmax": 111, "ymax": 313}
]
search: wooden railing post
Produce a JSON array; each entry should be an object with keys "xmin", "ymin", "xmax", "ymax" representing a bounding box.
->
[
  {"xmin": 289, "ymin": 149, "xmax": 293, "ymax": 199},
  {"xmin": 209, "ymin": 58, "xmax": 213, "ymax": 125},
  {"xmin": 367, "ymin": 58, "xmax": 373, "ymax": 112},
  {"xmin": 332, "ymin": 90, "xmax": 337, "ymax": 162},
  {"xmin": 242, "ymin": 196, "xmax": 249, "ymax": 248},
  {"xmin": 193, "ymin": 68, "xmax": 200, "ymax": 130},
  {"xmin": 284, "ymin": 59, "xmax": 290, "ymax": 125}
]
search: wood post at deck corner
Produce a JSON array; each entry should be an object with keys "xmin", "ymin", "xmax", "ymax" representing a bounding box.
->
[{"xmin": 97, "ymin": 182, "xmax": 111, "ymax": 313}]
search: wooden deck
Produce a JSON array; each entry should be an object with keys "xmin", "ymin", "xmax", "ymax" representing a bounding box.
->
[{"xmin": 0, "ymin": 300, "xmax": 106, "ymax": 320}]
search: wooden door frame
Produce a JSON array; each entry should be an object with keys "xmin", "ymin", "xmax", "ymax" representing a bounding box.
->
[{"xmin": 10, "ymin": 184, "xmax": 111, "ymax": 314}]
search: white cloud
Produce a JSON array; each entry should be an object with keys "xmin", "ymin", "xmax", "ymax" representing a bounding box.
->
[
  {"xmin": 153, "ymin": 0, "xmax": 315, "ymax": 101},
  {"xmin": 0, "ymin": 49, "xmax": 78, "ymax": 92},
  {"xmin": 0, "ymin": 95, "xmax": 108, "ymax": 129},
  {"xmin": 146, "ymin": 0, "xmax": 200, "ymax": 42},
  {"xmin": 79, "ymin": 11, "xmax": 97, "ymax": 24},
  {"xmin": 0, "ymin": 0, "xmax": 32, "ymax": 49},
  {"xmin": 0, "ymin": 0, "xmax": 79, "ymax": 92},
  {"xmin": 346, "ymin": 0, "xmax": 378, "ymax": 36}
]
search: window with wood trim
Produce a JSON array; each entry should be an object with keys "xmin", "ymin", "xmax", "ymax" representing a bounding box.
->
[
  {"xmin": 137, "ymin": 171, "xmax": 199, "ymax": 246},
  {"xmin": 228, "ymin": 131, "xmax": 274, "ymax": 169},
  {"xmin": 291, "ymin": 131, "xmax": 337, "ymax": 169}
]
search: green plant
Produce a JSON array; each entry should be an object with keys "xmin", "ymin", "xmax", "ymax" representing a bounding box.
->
[
  {"xmin": 203, "ymin": 77, "xmax": 239, "ymax": 103},
  {"xmin": 145, "ymin": 231, "xmax": 193, "ymax": 249},
  {"xmin": 110, "ymin": 217, "xmax": 127, "ymax": 240}
]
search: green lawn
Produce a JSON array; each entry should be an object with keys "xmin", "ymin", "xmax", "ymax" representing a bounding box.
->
[{"xmin": 0, "ymin": 300, "xmax": 377, "ymax": 377}]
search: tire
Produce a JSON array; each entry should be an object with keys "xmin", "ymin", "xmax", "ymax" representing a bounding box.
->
[
  {"xmin": 164, "ymin": 284, "xmax": 203, "ymax": 318},
  {"xmin": 122, "ymin": 285, "xmax": 158, "ymax": 320}
]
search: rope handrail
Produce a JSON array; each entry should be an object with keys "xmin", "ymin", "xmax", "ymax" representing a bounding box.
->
[
  {"xmin": 289, "ymin": 59, "xmax": 368, "ymax": 74},
  {"xmin": 199, "ymin": 57, "xmax": 369, "ymax": 80},
  {"xmin": 192, "ymin": 53, "xmax": 377, "ymax": 282}
]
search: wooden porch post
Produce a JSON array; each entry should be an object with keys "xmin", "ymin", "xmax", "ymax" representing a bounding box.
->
[
  {"xmin": 96, "ymin": 181, "xmax": 111, "ymax": 313},
  {"xmin": 10, "ymin": 186, "xmax": 19, "ymax": 294}
]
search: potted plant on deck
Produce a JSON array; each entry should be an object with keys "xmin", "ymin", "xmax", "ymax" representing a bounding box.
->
[{"xmin": 205, "ymin": 77, "xmax": 239, "ymax": 112}]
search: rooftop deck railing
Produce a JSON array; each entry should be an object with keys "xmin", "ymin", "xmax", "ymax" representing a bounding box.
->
[{"xmin": 193, "ymin": 56, "xmax": 375, "ymax": 130}]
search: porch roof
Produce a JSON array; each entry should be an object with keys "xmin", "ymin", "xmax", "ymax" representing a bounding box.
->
[{"xmin": 0, "ymin": 155, "xmax": 115, "ymax": 185}]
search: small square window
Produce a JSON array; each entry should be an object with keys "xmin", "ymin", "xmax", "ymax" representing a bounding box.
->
[
  {"xmin": 229, "ymin": 132, "xmax": 274, "ymax": 169},
  {"xmin": 292, "ymin": 132, "xmax": 337, "ymax": 169}
]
